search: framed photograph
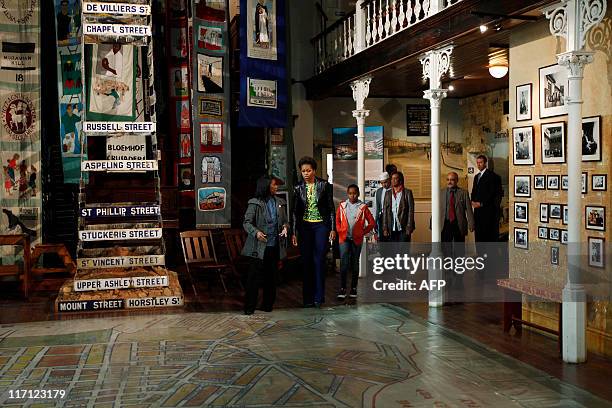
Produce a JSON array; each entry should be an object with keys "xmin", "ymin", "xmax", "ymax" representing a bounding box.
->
[
  {"xmin": 549, "ymin": 203, "xmax": 562, "ymax": 219},
  {"xmin": 592, "ymin": 174, "xmax": 607, "ymax": 191},
  {"xmin": 516, "ymin": 83, "xmax": 532, "ymax": 121},
  {"xmin": 588, "ymin": 237, "xmax": 605, "ymax": 268},
  {"xmin": 538, "ymin": 226, "xmax": 548, "ymax": 239},
  {"xmin": 199, "ymin": 97, "xmax": 223, "ymax": 118},
  {"xmin": 562, "ymin": 205, "xmax": 568, "ymax": 225},
  {"xmin": 247, "ymin": 77, "xmax": 278, "ymax": 109},
  {"xmin": 549, "ymin": 228, "xmax": 560, "ymax": 241},
  {"xmin": 512, "ymin": 126, "xmax": 535, "ymax": 165},
  {"xmin": 551, "ymin": 246, "xmax": 560, "ymax": 265},
  {"xmin": 200, "ymin": 122, "xmax": 224, "ymax": 153},
  {"xmin": 178, "ymin": 164, "xmax": 194, "ymax": 191},
  {"xmin": 540, "ymin": 203, "xmax": 549, "ymax": 223},
  {"xmin": 561, "ymin": 175, "xmax": 568, "ymax": 190},
  {"xmin": 586, "ymin": 206, "xmax": 605, "ymax": 231},
  {"xmin": 197, "ymin": 54, "xmax": 223, "ymax": 93},
  {"xmin": 582, "ymin": 116, "xmax": 601, "ymax": 162},
  {"xmin": 561, "ymin": 230, "xmax": 568, "ymax": 244},
  {"xmin": 514, "ymin": 228, "xmax": 529, "ymax": 250},
  {"xmin": 547, "ymin": 175, "xmax": 560, "ymax": 190},
  {"xmin": 541, "ymin": 122, "xmax": 566, "ymax": 164},
  {"xmin": 539, "ymin": 64, "xmax": 568, "ymax": 118},
  {"xmin": 534, "ymin": 175, "xmax": 546, "ymax": 190},
  {"xmin": 514, "ymin": 202, "xmax": 529, "ymax": 223},
  {"xmin": 514, "ymin": 175, "xmax": 531, "ymax": 198},
  {"xmin": 582, "ymin": 172, "xmax": 588, "ymax": 194}
]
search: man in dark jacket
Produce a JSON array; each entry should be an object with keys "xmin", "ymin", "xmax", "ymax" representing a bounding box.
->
[
  {"xmin": 374, "ymin": 171, "xmax": 391, "ymax": 241},
  {"xmin": 471, "ymin": 155, "xmax": 503, "ymax": 243},
  {"xmin": 382, "ymin": 171, "xmax": 415, "ymax": 242}
]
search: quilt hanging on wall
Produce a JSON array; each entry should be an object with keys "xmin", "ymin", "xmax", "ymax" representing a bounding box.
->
[{"xmin": 0, "ymin": 0, "xmax": 42, "ymax": 263}]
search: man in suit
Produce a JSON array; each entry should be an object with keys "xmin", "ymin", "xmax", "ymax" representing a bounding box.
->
[
  {"xmin": 382, "ymin": 172, "xmax": 415, "ymax": 242},
  {"xmin": 471, "ymin": 155, "xmax": 502, "ymax": 243},
  {"xmin": 374, "ymin": 172, "xmax": 391, "ymax": 241},
  {"xmin": 440, "ymin": 172, "xmax": 474, "ymax": 244}
]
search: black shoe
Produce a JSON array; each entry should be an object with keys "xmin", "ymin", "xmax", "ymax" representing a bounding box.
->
[
  {"xmin": 244, "ymin": 310, "xmax": 254, "ymax": 315},
  {"xmin": 337, "ymin": 288, "xmax": 346, "ymax": 300},
  {"xmin": 349, "ymin": 288, "xmax": 357, "ymax": 298}
]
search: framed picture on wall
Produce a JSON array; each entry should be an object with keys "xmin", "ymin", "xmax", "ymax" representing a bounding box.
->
[
  {"xmin": 514, "ymin": 202, "xmax": 529, "ymax": 223},
  {"xmin": 514, "ymin": 228, "xmax": 529, "ymax": 249},
  {"xmin": 561, "ymin": 175, "xmax": 569, "ymax": 190},
  {"xmin": 512, "ymin": 126, "xmax": 534, "ymax": 165},
  {"xmin": 516, "ymin": 83, "xmax": 532, "ymax": 121},
  {"xmin": 514, "ymin": 175, "xmax": 531, "ymax": 198},
  {"xmin": 582, "ymin": 116, "xmax": 601, "ymax": 162},
  {"xmin": 547, "ymin": 175, "xmax": 560, "ymax": 190},
  {"xmin": 562, "ymin": 205, "xmax": 568, "ymax": 225},
  {"xmin": 539, "ymin": 64, "xmax": 568, "ymax": 118},
  {"xmin": 561, "ymin": 230, "xmax": 568, "ymax": 244},
  {"xmin": 540, "ymin": 203, "xmax": 549, "ymax": 223},
  {"xmin": 588, "ymin": 237, "xmax": 605, "ymax": 268},
  {"xmin": 582, "ymin": 172, "xmax": 588, "ymax": 193},
  {"xmin": 541, "ymin": 122, "xmax": 566, "ymax": 164},
  {"xmin": 549, "ymin": 228, "xmax": 560, "ymax": 241},
  {"xmin": 551, "ymin": 246, "xmax": 560, "ymax": 265},
  {"xmin": 586, "ymin": 206, "xmax": 605, "ymax": 231},
  {"xmin": 592, "ymin": 174, "xmax": 607, "ymax": 191},
  {"xmin": 538, "ymin": 226, "xmax": 548, "ymax": 239},
  {"xmin": 534, "ymin": 175, "xmax": 545, "ymax": 190},
  {"xmin": 549, "ymin": 203, "xmax": 562, "ymax": 219}
]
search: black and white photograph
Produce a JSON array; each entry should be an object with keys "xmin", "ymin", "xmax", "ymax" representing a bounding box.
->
[
  {"xmin": 514, "ymin": 202, "xmax": 529, "ymax": 223},
  {"xmin": 562, "ymin": 205, "xmax": 568, "ymax": 225},
  {"xmin": 516, "ymin": 83, "xmax": 532, "ymax": 121},
  {"xmin": 588, "ymin": 237, "xmax": 605, "ymax": 268},
  {"xmin": 547, "ymin": 175, "xmax": 560, "ymax": 190},
  {"xmin": 549, "ymin": 228, "xmax": 560, "ymax": 241},
  {"xmin": 512, "ymin": 126, "xmax": 534, "ymax": 165},
  {"xmin": 534, "ymin": 175, "xmax": 545, "ymax": 190},
  {"xmin": 538, "ymin": 226, "xmax": 548, "ymax": 239},
  {"xmin": 541, "ymin": 122, "xmax": 566, "ymax": 164},
  {"xmin": 586, "ymin": 206, "xmax": 605, "ymax": 231},
  {"xmin": 582, "ymin": 116, "xmax": 601, "ymax": 162},
  {"xmin": 539, "ymin": 64, "xmax": 568, "ymax": 118},
  {"xmin": 561, "ymin": 230, "xmax": 568, "ymax": 244},
  {"xmin": 592, "ymin": 174, "xmax": 607, "ymax": 191},
  {"xmin": 549, "ymin": 203, "xmax": 562, "ymax": 219},
  {"xmin": 561, "ymin": 175, "xmax": 568, "ymax": 190},
  {"xmin": 514, "ymin": 228, "xmax": 528, "ymax": 249},
  {"xmin": 582, "ymin": 172, "xmax": 588, "ymax": 193},
  {"xmin": 514, "ymin": 175, "xmax": 531, "ymax": 198},
  {"xmin": 540, "ymin": 203, "xmax": 549, "ymax": 223},
  {"xmin": 551, "ymin": 246, "xmax": 560, "ymax": 265}
]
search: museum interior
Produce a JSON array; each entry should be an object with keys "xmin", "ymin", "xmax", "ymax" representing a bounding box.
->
[{"xmin": 0, "ymin": 0, "xmax": 611, "ymax": 406}]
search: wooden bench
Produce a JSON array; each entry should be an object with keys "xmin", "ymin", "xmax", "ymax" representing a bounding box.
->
[
  {"xmin": 0, "ymin": 234, "xmax": 31, "ymax": 298},
  {"xmin": 497, "ymin": 278, "xmax": 563, "ymax": 353}
]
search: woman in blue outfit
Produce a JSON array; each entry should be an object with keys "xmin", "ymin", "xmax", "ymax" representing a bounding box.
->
[{"xmin": 291, "ymin": 157, "xmax": 336, "ymax": 307}]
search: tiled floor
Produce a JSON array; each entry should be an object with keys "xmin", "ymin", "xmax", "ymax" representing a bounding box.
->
[{"xmin": 0, "ymin": 304, "xmax": 609, "ymax": 407}]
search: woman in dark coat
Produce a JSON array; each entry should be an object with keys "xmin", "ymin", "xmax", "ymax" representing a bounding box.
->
[
  {"xmin": 242, "ymin": 175, "xmax": 289, "ymax": 315},
  {"xmin": 291, "ymin": 156, "xmax": 336, "ymax": 307}
]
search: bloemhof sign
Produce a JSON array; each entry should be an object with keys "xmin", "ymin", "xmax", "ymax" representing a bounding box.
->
[
  {"xmin": 106, "ymin": 135, "xmax": 146, "ymax": 160},
  {"xmin": 74, "ymin": 275, "xmax": 168, "ymax": 291},
  {"xmin": 57, "ymin": 296, "xmax": 182, "ymax": 312},
  {"xmin": 83, "ymin": 2, "xmax": 151, "ymax": 15},
  {"xmin": 78, "ymin": 228, "xmax": 162, "ymax": 241},
  {"xmin": 83, "ymin": 121, "xmax": 155, "ymax": 134},
  {"xmin": 81, "ymin": 160, "xmax": 158, "ymax": 171},
  {"xmin": 77, "ymin": 254, "xmax": 165, "ymax": 269},
  {"xmin": 80, "ymin": 205, "xmax": 161, "ymax": 219}
]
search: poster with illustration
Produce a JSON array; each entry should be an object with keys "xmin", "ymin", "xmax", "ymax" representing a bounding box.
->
[
  {"xmin": 179, "ymin": 133, "xmax": 192, "ymax": 161},
  {"xmin": 194, "ymin": 0, "xmax": 226, "ymax": 21},
  {"xmin": 86, "ymin": 43, "xmax": 137, "ymax": 121},
  {"xmin": 60, "ymin": 102, "xmax": 82, "ymax": 156},
  {"xmin": 200, "ymin": 122, "xmax": 223, "ymax": 152},
  {"xmin": 176, "ymin": 100, "xmax": 191, "ymax": 131},
  {"xmin": 247, "ymin": 0, "xmax": 277, "ymax": 60},
  {"xmin": 197, "ymin": 22, "xmax": 225, "ymax": 53},
  {"xmin": 60, "ymin": 53, "xmax": 82, "ymax": 96},
  {"xmin": 247, "ymin": 78, "xmax": 277, "ymax": 108},
  {"xmin": 55, "ymin": 0, "xmax": 81, "ymax": 46},
  {"xmin": 201, "ymin": 156, "xmax": 221, "ymax": 183},
  {"xmin": 197, "ymin": 54, "xmax": 223, "ymax": 93},
  {"xmin": 170, "ymin": 27, "xmax": 189, "ymax": 59},
  {"xmin": 198, "ymin": 187, "xmax": 226, "ymax": 211},
  {"xmin": 178, "ymin": 164, "xmax": 193, "ymax": 190},
  {"xmin": 171, "ymin": 65, "xmax": 189, "ymax": 97},
  {"xmin": 1, "ymin": 150, "xmax": 39, "ymax": 203}
]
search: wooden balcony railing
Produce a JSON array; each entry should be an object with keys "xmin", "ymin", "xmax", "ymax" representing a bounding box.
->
[{"xmin": 311, "ymin": 0, "xmax": 463, "ymax": 74}]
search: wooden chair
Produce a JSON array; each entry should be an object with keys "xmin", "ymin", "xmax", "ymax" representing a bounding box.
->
[
  {"xmin": 0, "ymin": 234, "xmax": 31, "ymax": 299},
  {"xmin": 180, "ymin": 230, "xmax": 232, "ymax": 295},
  {"xmin": 30, "ymin": 244, "xmax": 76, "ymax": 292}
]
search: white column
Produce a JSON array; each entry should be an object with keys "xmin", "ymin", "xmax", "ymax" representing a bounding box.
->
[
  {"xmin": 544, "ymin": 0, "xmax": 606, "ymax": 364},
  {"xmin": 419, "ymin": 45, "xmax": 453, "ymax": 307},
  {"xmin": 354, "ymin": 0, "xmax": 366, "ymax": 53}
]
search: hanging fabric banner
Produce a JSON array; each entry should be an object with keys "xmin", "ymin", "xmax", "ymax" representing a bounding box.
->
[
  {"xmin": 192, "ymin": 0, "xmax": 231, "ymax": 228},
  {"xmin": 238, "ymin": 0, "xmax": 287, "ymax": 128},
  {"xmin": 0, "ymin": 0, "xmax": 42, "ymax": 262},
  {"xmin": 54, "ymin": 0, "xmax": 84, "ymax": 183}
]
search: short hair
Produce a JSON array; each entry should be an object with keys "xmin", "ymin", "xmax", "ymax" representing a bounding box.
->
[
  {"xmin": 447, "ymin": 172, "xmax": 459, "ymax": 180},
  {"xmin": 392, "ymin": 171, "xmax": 404, "ymax": 185},
  {"xmin": 298, "ymin": 156, "xmax": 317, "ymax": 171},
  {"xmin": 476, "ymin": 155, "xmax": 488, "ymax": 163},
  {"xmin": 347, "ymin": 184, "xmax": 359, "ymax": 194},
  {"xmin": 385, "ymin": 164, "xmax": 397, "ymax": 175}
]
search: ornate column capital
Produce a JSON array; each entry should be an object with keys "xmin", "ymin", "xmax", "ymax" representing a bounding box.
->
[
  {"xmin": 557, "ymin": 50, "xmax": 595, "ymax": 78},
  {"xmin": 544, "ymin": 0, "xmax": 607, "ymax": 51},
  {"xmin": 350, "ymin": 76, "xmax": 372, "ymax": 110},
  {"xmin": 352, "ymin": 109, "xmax": 370, "ymax": 127},
  {"xmin": 419, "ymin": 45, "xmax": 453, "ymax": 90},
  {"xmin": 423, "ymin": 89, "xmax": 448, "ymax": 108}
]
